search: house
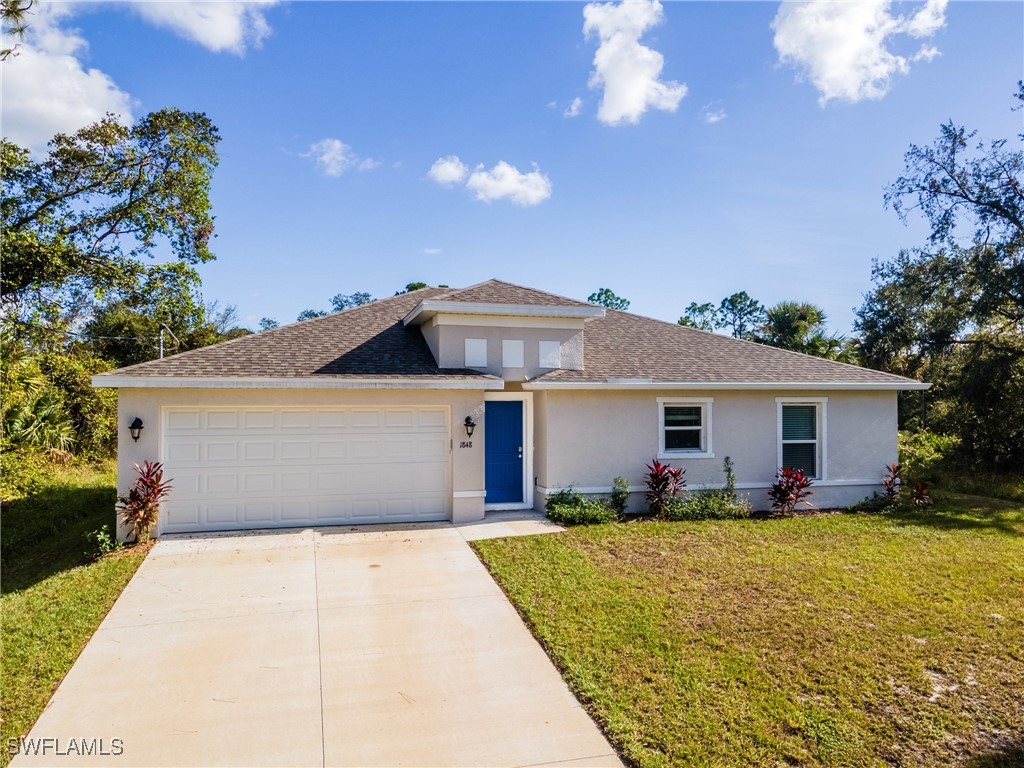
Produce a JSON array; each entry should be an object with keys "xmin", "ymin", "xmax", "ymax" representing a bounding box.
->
[{"xmin": 93, "ymin": 279, "xmax": 928, "ymax": 539}]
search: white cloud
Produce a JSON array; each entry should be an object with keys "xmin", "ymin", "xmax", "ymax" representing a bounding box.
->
[
  {"xmin": 564, "ymin": 97, "xmax": 584, "ymax": 118},
  {"xmin": 422, "ymin": 247, "xmax": 442, "ymax": 255},
  {"xmin": 772, "ymin": 0, "xmax": 947, "ymax": 105},
  {"xmin": 130, "ymin": 1, "xmax": 279, "ymax": 55},
  {"xmin": 427, "ymin": 155, "xmax": 469, "ymax": 186},
  {"xmin": 701, "ymin": 105, "xmax": 727, "ymax": 124},
  {"xmin": 303, "ymin": 138, "xmax": 378, "ymax": 177},
  {"xmin": 0, "ymin": 5, "xmax": 134, "ymax": 154},
  {"xmin": 466, "ymin": 162, "xmax": 552, "ymax": 206},
  {"xmin": 582, "ymin": 0, "xmax": 687, "ymax": 126}
]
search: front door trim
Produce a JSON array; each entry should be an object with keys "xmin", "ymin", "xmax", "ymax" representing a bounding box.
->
[{"xmin": 484, "ymin": 392, "xmax": 534, "ymax": 511}]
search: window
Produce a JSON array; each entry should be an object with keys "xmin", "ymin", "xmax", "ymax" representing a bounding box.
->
[
  {"xmin": 539, "ymin": 340, "xmax": 561, "ymax": 369},
  {"xmin": 465, "ymin": 338, "xmax": 487, "ymax": 368},
  {"xmin": 777, "ymin": 398, "xmax": 826, "ymax": 479},
  {"xmin": 657, "ymin": 398, "xmax": 713, "ymax": 458},
  {"xmin": 502, "ymin": 339, "xmax": 524, "ymax": 368}
]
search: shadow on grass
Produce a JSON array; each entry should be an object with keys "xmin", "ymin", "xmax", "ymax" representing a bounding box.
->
[
  {"xmin": 963, "ymin": 740, "xmax": 1024, "ymax": 768},
  {"xmin": 875, "ymin": 493, "xmax": 1024, "ymax": 538},
  {"xmin": 1, "ymin": 484, "xmax": 116, "ymax": 594}
]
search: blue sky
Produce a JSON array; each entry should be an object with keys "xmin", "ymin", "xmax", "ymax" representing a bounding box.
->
[{"xmin": 3, "ymin": 1, "xmax": 1022, "ymax": 334}]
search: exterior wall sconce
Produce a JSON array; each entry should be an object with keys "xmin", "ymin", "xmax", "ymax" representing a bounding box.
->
[
  {"xmin": 464, "ymin": 416, "xmax": 476, "ymax": 437},
  {"xmin": 128, "ymin": 417, "xmax": 144, "ymax": 442}
]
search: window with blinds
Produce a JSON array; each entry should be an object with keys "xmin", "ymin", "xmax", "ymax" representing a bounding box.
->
[{"xmin": 781, "ymin": 404, "xmax": 818, "ymax": 476}]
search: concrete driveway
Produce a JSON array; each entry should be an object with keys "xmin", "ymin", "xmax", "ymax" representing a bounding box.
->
[{"xmin": 13, "ymin": 517, "xmax": 621, "ymax": 767}]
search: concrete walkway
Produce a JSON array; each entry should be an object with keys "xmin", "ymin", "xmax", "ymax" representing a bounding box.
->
[{"xmin": 13, "ymin": 517, "xmax": 621, "ymax": 767}]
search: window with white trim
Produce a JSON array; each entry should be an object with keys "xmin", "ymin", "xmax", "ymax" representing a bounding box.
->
[
  {"xmin": 778, "ymin": 400, "xmax": 825, "ymax": 478},
  {"xmin": 658, "ymin": 398, "xmax": 712, "ymax": 458},
  {"xmin": 465, "ymin": 338, "xmax": 487, "ymax": 368}
]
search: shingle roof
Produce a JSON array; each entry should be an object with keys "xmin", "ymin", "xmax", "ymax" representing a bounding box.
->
[
  {"xmin": 96, "ymin": 279, "xmax": 922, "ymax": 388},
  {"xmin": 531, "ymin": 308, "xmax": 916, "ymax": 385},
  {"xmin": 97, "ymin": 287, "xmax": 496, "ymax": 380}
]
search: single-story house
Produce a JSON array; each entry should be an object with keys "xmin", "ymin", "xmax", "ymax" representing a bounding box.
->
[{"xmin": 93, "ymin": 279, "xmax": 929, "ymax": 539}]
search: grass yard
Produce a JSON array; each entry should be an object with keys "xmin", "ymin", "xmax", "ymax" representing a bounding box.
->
[
  {"xmin": 1, "ymin": 461, "xmax": 149, "ymax": 765},
  {"xmin": 474, "ymin": 495, "xmax": 1024, "ymax": 768}
]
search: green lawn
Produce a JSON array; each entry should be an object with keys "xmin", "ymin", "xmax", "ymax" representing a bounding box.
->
[
  {"xmin": 474, "ymin": 496, "xmax": 1024, "ymax": 768},
  {"xmin": 1, "ymin": 461, "xmax": 149, "ymax": 765}
]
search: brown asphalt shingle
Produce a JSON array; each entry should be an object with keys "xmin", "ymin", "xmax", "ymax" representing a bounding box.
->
[{"xmin": 97, "ymin": 280, "xmax": 920, "ymax": 387}]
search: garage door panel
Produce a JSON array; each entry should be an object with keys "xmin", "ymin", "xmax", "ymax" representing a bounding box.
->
[{"xmin": 161, "ymin": 406, "xmax": 451, "ymax": 533}]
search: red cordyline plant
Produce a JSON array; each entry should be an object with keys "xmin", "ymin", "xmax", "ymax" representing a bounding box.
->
[
  {"xmin": 117, "ymin": 461, "xmax": 173, "ymax": 543},
  {"xmin": 882, "ymin": 463, "xmax": 902, "ymax": 500},
  {"xmin": 911, "ymin": 481, "xmax": 932, "ymax": 507},
  {"xmin": 645, "ymin": 459, "xmax": 685, "ymax": 517},
  {"xmin": 768, "ymin": 467, "xmax": 814, "ymax": 516}
]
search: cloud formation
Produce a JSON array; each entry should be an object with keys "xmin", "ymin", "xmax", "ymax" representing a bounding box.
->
[
  {"xmin": 564, "ymin": 97, "xmax": 583, "ymax": 118},
  {"xmin": 131, "ymin": 1, "xmax": 279, "ymax": 55},
  {"xmin": 582, "ymin": 0, "xmax": 687, "ymax": 125},
  {"xmin": 304, "ymin": 138, "xmax": 379, "ymax": 177},
  {"xmin": 772, "ymin": 0, "xmax": 947, "ymax": 105},
  {"xmin": 701, "ymin": 105, "xmax": 727, "ymax": 124},
  {"xmin": 1, "ymin": 5, "xmax": 134, "ymax": 154},
  {"xmin": 427, "ymin": 155, "xmax": 469, "ymax": 186},
  {"xmin": 466, "ymin": 162, "xmax": 552, "ymax": 206},
  {"xmin": 428, "ymin": 156, "xmax": 552, "ymax": 206}
]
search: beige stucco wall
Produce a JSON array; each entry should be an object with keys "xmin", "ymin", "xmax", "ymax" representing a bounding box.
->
[
  {"xmin": 432, "ymin": 323, "xmax": 584, "ymax": 381},
  {"xmin": 114, "ymin": 387, "xmax": 487, "ymax": 539},
  {"xmin": 535, "ymin": 389, "xmax": 897, "ymax": 511}
]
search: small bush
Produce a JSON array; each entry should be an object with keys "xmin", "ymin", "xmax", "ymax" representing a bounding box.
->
[
  {"xmin": 545, "ymin": 488, "xmax": 617, "ymax": 526},
  {"xmin": 882, "ymin": 463, "xmax": 902, "ymax": 500},
  {"xmin": 84, "ymin": 525, "xmax": 122, "ymax": 559},
  {"xmin": 848, "ymin": 492, "xmax": 900, "ymax": 514},
  {"xmin": 645, "ymin": 459, "xmax": 685, "ymax": 517},
  {"xmin": 608, "ymin": 476, "xmax": 630, "ymax": 517},
  {"xmin": 768, "ymin": 467, "xmax": 814, "ymax": 516},
  {"xmin": 911, "ymin": 481, "xmax": 933, "ymax": 507},
  {"xmin": 664, "ymin": 492, "xmax": 752, "ymax": 521}
]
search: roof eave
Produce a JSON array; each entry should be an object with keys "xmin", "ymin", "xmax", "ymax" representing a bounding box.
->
[
  {"xmin": 92, "ymin": 375, "xmax": 506, "ymax": 391},
  {"xmin": 403, "ymin": 300, "xmax": 605, "ymax": 326},
  {"xmin": 521, "ymin": 380, "xmax": 931, "ymax": 391}
]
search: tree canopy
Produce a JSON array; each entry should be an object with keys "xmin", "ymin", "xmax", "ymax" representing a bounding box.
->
[
  {"xmin": 587, "ymin": 288, "xmax": 630, "ymax": 310},
  {"xmin": 856, "ymin": 83, "xmax": 1024, "ymax": 469},
  {"xmin": 1, "ymin": 109, "xmax": 220, "ymax": 324}
]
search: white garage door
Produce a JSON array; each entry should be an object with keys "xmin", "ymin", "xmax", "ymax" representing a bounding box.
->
[{"xmin": 160, "ymin": 406, "xmax": 451, "ymax": 534}]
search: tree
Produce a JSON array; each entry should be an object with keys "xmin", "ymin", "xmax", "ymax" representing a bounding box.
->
[
  {"xmin": 297, "ymin": 309, "xmax": 328, "ymax": 321},
  {"xmin": 856, "ymin": 84, "xmax": 1024, "ymax": 469},
  {"xmin": 717, "ymin": 291, "xmax": 766, "ymax": 339},
  {"xmin": 678, "ymin": 302, "xmax": 719, "ymax": 331},
  {"xmin": 1, "ymin": 0, "xmax": 32, "ymax": 61},
  {"xmin": 1, "ymin": 109, "xmax": 220, "ymax": 323},
  {"xmin": 394, "ymin": 282, "xmax": 428, "ymax": 295},
  {"xmin": 330, "ymin": 292, "xmax": 373, "ymax": 311},
  {"xmin": 755, "ymin": 301, "xmax": 856, "ymax": 362},
  {"xmin": 258, "ymin": 317, "xmax": 279, "ymax": 332},
  {"xmin": 587, "ymin": 288, "xmax": 630, "ymax": 310}
]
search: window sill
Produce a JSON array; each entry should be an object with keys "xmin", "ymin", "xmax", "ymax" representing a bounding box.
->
[{"xmin": 657, "ymin": 451, "xmax": 715, "ymax": 460}]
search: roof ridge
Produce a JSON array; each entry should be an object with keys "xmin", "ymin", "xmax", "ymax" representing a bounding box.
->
[{"xmin": 441, "ymin": 278, "xmax": 594, "ymax": 307}]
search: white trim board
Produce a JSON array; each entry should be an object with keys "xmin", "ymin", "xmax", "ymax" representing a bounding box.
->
[
  {"xmin": 523, "ymin": 380, "xmax": 930, "ymax": 391},
  {"xmin": 453, "ymin": 490, "xmax": 486, "ymax": 499},
  {"xmin": 93, "ymin": 375, "xmax": 505, "ymax": 390},
  {"xmin": 404, "ymin": 300, "xmax": 604, "ymax": 326}
]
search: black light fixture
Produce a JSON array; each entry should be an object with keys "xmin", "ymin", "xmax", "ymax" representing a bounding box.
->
[
  {"xmin": 464, "ymin": 416, "xmax": 476, "ymax": 437},
  {"xmin": 128, "ymin": 417, "xmax": 144, "ymax": 442}
]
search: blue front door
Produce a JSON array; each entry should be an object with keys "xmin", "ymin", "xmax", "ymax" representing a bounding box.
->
[{"xmin": 485, "ymin": 401, "xmax": 523, "ymax": 504}]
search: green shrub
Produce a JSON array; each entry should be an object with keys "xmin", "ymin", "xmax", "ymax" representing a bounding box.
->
[
  {"xmin": 664, "ymin": 492, "xmax": 752, "ymax": 521},
  {"xmin": 545, "ymin": 488, "xmax": 617, "ymax": 526},
  {"xmin": 608, "ymin": 476, "xmax": 630, "ymax": 516},
  {"xmin": 899, "ymin": 430, "xmax": 957, "ymax": 482},
  {"xmin": 847, "ymin": 493, "xmax": 901, "ymax": 514},
  {"xmin": 84, "ymin": 525, "xmax": 122, "ymax": 559}
]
